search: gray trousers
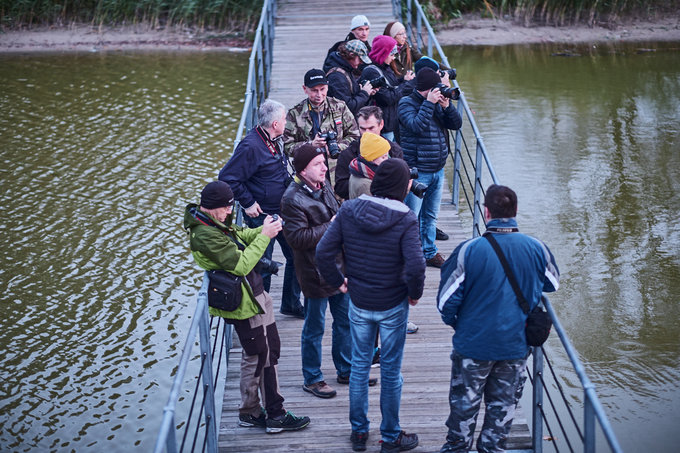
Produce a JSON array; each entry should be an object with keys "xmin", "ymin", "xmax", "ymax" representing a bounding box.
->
[{"xmin": 440, "ymin": 348, "xmax": 528, "ymax": 453}]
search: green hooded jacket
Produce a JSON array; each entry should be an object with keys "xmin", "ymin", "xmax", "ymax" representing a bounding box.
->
[{"xmin": 183, "ymin": 203, "xmax": 270, "ymax": 320}]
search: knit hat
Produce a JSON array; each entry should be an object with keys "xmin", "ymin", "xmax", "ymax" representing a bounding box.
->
[
  {"xmin": 383, "ymin": 21, "xmax": 405, "ymax": 38},
  {"xmin": 370, "ymin": 158, "xmax": 410, "ymax": 201},
  {"xmin": 414, "ymin": 56, "xmax": 440, "ymax": 74},
  {"xmin": 304, "ymin": 68, "xmax": 328, "ymax": 87},
  {"xmin": 345, "ymin": 40, "xmax": 371, "ymax": 64},
  {"xmin": 200, "ymin": 181, "xmax": 234, "ymax": 209},
  {"xmin": 416, "ymin": 67, "xmax": 440, "ymax": 91},
  {"xmin": 360, "ymin": 132, "xmax": 390, "ymax": 162},
  {"xmin": 350, "ymin": 15, "xmax": 370, "ymax": 31},
  {"xmin": 369, "ymin": 35, "xmax": 397, "ymax": 65},
  {"xmin": 293, "ymin": 144, "xmax": 325, "ymax": 174}
]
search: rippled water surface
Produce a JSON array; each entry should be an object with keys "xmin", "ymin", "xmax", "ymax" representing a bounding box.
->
[
  {"xmin": 0, "ymin": 51, "xmax": 247, "ymax": 451},
  {"xmin": 445, "ymin": 42, "xmax": 680, "ymax": 451}
]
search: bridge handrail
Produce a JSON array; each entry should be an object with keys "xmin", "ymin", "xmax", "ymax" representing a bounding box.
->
[{"xmin": 396, "ymin": 0, "xmax": 622, "ymax": 451}]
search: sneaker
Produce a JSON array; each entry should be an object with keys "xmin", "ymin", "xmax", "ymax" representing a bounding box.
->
[
  {"xmin": 337, "ymin": 375, "xmax": 378, "ymax": 386},
  {"xmin": 406, "ymin": 321, "xmax": 419, "ymax": 334},
  {"xmin": 426, "ymin": 253, "xmax": 445, "ymax": 268},
  {"xmin": 380, "ymin": 431, "xmax": 419, "ymax": 452},
  {"xmin": 303, "ymin": 381, "xmax": 337, "ymax": 398},
  {"xmin": 351, "ymin": 431, "xmax": 369, "ymax": 451},
  {"xmin": 238, "ymin": 407, "xmax": 266, "ymax": 428},
  {"xmin": 436, "ymin": 227, "xmax": 449, "ymax": 241},
  {"xmin": 265, "ymin": 411, "xmax": 310, "ymax": 434},
  {"xmin": 371, "ymin": 348, "xmax": 381, "ymax": 368},
  {"xmin": 280, "ymin": 306, "xmax": 305, "ymax": 319}
]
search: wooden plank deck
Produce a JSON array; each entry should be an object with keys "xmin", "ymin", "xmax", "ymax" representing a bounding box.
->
[{"xmin": 219, "ymin": 0, "xmax": 532, "ymax": 451}]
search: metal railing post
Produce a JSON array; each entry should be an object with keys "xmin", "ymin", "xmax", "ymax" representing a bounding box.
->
[
  {"xmin": 471, "ymin": 141, "xmax": 484, "ymax": 237},
  {"xmin": 532, "ymin": 347, "xmax": 545, "ymax": 453},
  {"xmin": 198, "ymin": 287, "xmax": 218, "ymax": 453},
  {"xmin": 584, "ymin": 390, "xmax": 596, "ymax": 453}
]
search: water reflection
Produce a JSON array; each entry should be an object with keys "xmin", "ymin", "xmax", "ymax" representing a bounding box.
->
[
  {"xmin": 0, "ymin": 51, "xmax": 248, "ymax": 451},
  {"xmin": 446, "ymin": 42, "xmax": 680, "ymax": 451}
]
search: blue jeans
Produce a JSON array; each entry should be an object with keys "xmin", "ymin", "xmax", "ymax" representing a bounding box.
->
[
  {"xmin": 244, "ymin": 213, "xmax": 304, "ymax": 313},
  {"xmin": 404, "ymin": 168, "xmax": 444, "ymax": 259},
  {"xmin": 301, "ymin": 293, "xmax": 352, "ymax": 385},
  {"xmin": 349, "ymin": 300, "xmax": 408, "ymax": 443}
]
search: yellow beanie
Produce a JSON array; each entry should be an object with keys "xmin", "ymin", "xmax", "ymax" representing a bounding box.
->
[{"xmin": 360, "ymin": 132, "xmax": 390, "ymax": 162}]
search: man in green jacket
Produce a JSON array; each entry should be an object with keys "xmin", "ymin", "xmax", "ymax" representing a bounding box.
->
[{"xmin": 184, "ymin": 180, "xmax": 310, "ymax": 434}]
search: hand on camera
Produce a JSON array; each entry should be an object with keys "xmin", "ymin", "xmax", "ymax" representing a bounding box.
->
[
  {"xmin": 311, "ymin": 134, "xmax": 327, "ymax": 150},
  {"xmin": 262, "ymin": 215, "xmax": 282, "ymax": 238},
  {"xmin": 361, "ymin": 80, "xmax": 373, "ymax": 94}
]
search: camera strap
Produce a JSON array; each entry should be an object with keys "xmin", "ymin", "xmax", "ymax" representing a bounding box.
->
[{"xmin": 483, "ymin": 231, "xmax": 531, "ymax": 314}]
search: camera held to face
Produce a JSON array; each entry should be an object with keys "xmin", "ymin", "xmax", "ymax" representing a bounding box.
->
[
  {"xmin": 319, "ymin": 130, "xmax": 341, "ymax": 158},
  {"xmin": 361, "ymin": 75, "xmax": 387, "ymax": 89},
  {"xmin": 435, "ymin": 83, "xmax": 461, "ymax": 101},
  {"xmin": 409, "ymin": 167, "xmax": 428, "ymax": 198},
  {"xmin": 438, "ymin": 68, "xmax": 457, "ymax": 80}
]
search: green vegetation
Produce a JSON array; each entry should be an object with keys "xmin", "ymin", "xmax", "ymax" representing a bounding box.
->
[
  {"xmin": 0, "ymin": 0, "xmax": 263, "ymax": 31},
  {"xmin": 429, "ymin": 0, "xmax": 677, "ymax": 25}
]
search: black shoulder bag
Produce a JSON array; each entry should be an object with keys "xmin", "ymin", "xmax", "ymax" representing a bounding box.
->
[
  {"xmin": 207, "ymin": 231, "xmax": 251, "ymax": 312},
  {"xmin": 483, "ymin": 232, "xmax": 552, "ymax": 346}
]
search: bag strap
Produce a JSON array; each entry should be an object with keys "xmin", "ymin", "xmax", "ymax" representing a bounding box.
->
[{"xmin": 483, "ymin": 232, "xmax": 530, "ymax": 314}]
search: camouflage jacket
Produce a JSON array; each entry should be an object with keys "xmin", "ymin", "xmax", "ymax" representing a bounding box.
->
[{"xmin": 283, "ymin": 96, "xmax": 359, "ymax": 157}]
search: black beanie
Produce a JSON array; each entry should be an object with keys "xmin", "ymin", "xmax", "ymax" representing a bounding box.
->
[
  {"xmin": 200, "ymin": 181, "xmax": 234, "ymax": 209},
  {"xmin": 293, "ymin": 144, "xmax": 324, "ymax": 174},
  {"xmin": 416, "ymin": 67, "xmax": 440, "ymax": 91},
  {"xmin": 370, "ymin": 158, "xmax": 410, "ymax": 201}
]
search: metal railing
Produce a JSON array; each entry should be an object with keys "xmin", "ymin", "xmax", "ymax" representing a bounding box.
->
[{"xmin": 395, "ymin": 0, "xmax": 622, "ymax": 451}]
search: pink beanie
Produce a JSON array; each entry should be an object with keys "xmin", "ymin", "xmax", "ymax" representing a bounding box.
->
[{"xmin": 369, "ymin": 35, "xmax": 397, "ymax": 65}]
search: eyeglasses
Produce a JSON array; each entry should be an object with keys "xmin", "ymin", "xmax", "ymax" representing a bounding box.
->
[{"xmin": 396, "ymin": 31, "xmax": 406, "ymax": 36}]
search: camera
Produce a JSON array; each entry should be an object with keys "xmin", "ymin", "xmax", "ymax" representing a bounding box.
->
[
  {"xmin": 319, "ymin": 130, "xmax": 340, "ymax": 158},
  {"xmin": 254, "ymin": 256, "xmax": 281, "ymax": 276},
  {"xmin": 361, "ymin": 75, "xmax": 387, "ymax": 89},
  {"xmin": 271, "ymin": 214, "xmax": 285, "ymax": 227},
  {"xmin": 409, "ymin": 167, "xmax": 427, "ymax": 198},
  {"xmin": 438, "ymin": 68, "xmax": 457, "ymax": 80},
  {"xmin": 435, "ymin": 83, "xmax": 461, "ymax": 101}
]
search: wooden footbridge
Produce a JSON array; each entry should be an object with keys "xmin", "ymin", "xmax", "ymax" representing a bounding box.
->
[{"xmin": 217, "ymin": 3, "xmax": 531, "ymax": 451}]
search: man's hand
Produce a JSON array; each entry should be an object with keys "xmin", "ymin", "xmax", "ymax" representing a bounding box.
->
[
  {"xmin": 426, "ymin": 87, "xmax": 443, "ymax": 104},
  {"xmin": 404, "ymin": 70, "xmax": 415, "ymax": 81},
  {"xmin": 338, "ymin": 277, "xmax": 349, "ymax": 294},
  {"xmin": 408, "ymin": 297, "xmax": 419, "ymax": 306},
  {"xmin": 261, "ymin": 215, "xmax": 282, "ymax": 238},
  {"xmin": 360, "ymin": 80, "xmax": 373, "ymax": 95},
  {"xmin": 245, "ymin": 202, "xmax": 263, "ymax": 218},
  {"xmin": 311, "ymin": 133, "xmax": 327, "ymax": 150}
]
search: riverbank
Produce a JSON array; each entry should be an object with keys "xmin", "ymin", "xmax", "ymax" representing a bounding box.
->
[{"xmin": 1, "ymin": 15, "xmax": 679, "ymax": 53}]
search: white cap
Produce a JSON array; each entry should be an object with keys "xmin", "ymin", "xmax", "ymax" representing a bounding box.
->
[{"xmin": 350, "ymin": 15, "xmax": 370, "ymax": 31}]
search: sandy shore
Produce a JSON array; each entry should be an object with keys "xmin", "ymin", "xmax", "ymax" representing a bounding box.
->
[{"xmin": 1, "ymin": 15, "xmax": 679, "ymax": 53}]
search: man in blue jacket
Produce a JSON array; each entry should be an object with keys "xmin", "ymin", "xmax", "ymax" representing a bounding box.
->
[
  {"xmin": 316, "ymin": 159, "xmax": 425, "ymax": 453},
  {"xmin": 398, "ymin": 67, "xmax": 462, "ymax": 268},
  {"xmin": 219, "ymin": 99, "xmax": 306, "ymax": 319},
  {"xmin": 437, "ymin": 185, "xmax": 560, "ymax": 453}
]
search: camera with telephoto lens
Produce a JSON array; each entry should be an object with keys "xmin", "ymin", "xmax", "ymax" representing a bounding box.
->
[
  {"xmin": 319, "ymin": 130, "xmax": 340, "ymax": 158},
  {"xmin": 435, "ymin": 83, "xmax": 461, "ymax": 101},
  {"xmin": 362, "ymin": 75, "xmax": 387, "ymax": 89},
  {"xmin": 438, "ymin": 68, "xmax": 457, "ymax": 80},
  {"xmin": 254, "ymin": 256, "xmax": 281, "ymax": 276},
  {"xmin": 409, "ymin": 167, "xmax": 427, "ymax": 198}
]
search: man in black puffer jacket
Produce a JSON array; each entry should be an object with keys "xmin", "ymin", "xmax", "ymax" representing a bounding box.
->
[
  {"xmin": 398, "ymin": 67, "xmax": 462, "ymax": 268},
  {"xmin": 316, "ymin": 158, "xmax": 425, "ymax": 453}
]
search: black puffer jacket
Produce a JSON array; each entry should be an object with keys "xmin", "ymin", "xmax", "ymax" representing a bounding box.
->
[
  {"xmin": 280, "ymin": 177, "xmax": 342, "ymax": 299},
  {"xmin": 323, "ymin": 52, "xmax": 371, "ymax": 116}
]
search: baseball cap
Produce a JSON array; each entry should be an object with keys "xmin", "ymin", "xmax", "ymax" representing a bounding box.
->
[{"xmin": 304, "ymin": 68, "xmax": 328, "ymax": 87}]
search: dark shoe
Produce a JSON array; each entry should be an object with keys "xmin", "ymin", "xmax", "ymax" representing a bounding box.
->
[
  {"xmin": 303, "ymin": 381, "xmax": 337, "ymax": 398},
  {"xmin": 351, "ymin": 431, "xmax": 369, "ymax": 451},
  {"xmin": 436, "ymin": 227, "xmax": 449, "ymax": 241},
  {"xmin": 265, "ymin": 411, "xmax": 310, "ymax": 434},
  {"xmin": 426, "ymin": 253, "xmax": 445, "ymax": 268},
  {"xmin": 238, "ymin": 407, "xmax": 266, "ymax": 428},
  {"xmin": 280, "ymin": 306, "xmax": 305, "ymax": 319},
  {"xmin": 336, "ymin": 375, "xmax": 378, "ymax": 386},
  {"xmin": 371, "ymin": 348, "xmax": 380, "ymax": 367},
  {"xmin": 381, "ymin": 431, "xmax": 419, "ymax": 452}
]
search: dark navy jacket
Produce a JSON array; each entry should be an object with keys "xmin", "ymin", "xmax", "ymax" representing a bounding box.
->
[
  {"xmin": 316, "ymin": 194, "xmax": 425, "ymax": 311},
  {"xmin": 218, "ymin": 126, "xmax": 290, "ymax": 214},
  {"xmin": 360, "ymin": 63, "xmax": 414, "ymax": 134},
  {"xmin": 323, "ymin": 51, "xmax": 371, "ymax": 116},
  {"xmin": 398, "ymin": 91, "xmax": 462, "ymax": 173}
]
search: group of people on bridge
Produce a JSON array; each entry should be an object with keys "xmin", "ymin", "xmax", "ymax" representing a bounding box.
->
[{"xmin": 183, "ymin": 14, "xmax": 560, "ymax": 453}]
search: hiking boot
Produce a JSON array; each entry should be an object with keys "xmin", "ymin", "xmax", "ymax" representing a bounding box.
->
[
  {"xmin": 351, "ymin": 431, "xmax": 369, "ymax": 451},
  {"xmin": 303, "ymin": 381, "xmax": 337, "ymax": 398},
  {"xmin": 337, "ymin": 375, "xmax": 378, "ymax": 386},
  {"xmin": 265, "ymin": 411, "xmax": 310, "ymax": 434},
  {"xmin": 406, "ymin": 321, "xmax": 419, "ymax": 334},
  {"xmin": 436, "ymin": 227, "xmax": 449, "ymax": 240},
  {"xmin": 380, "ymin": 431, "xmax": 419, "ymax": 452},
  {"xmin": 371, "ymin": 347, "xmax": 381, "ymax": 368},
  {"xmin": 426, "ymin": 253, "xmax": 445, "ymax": 268},
  {"xmin": 238, "ymin": 407, "xmax": 266, "ymax": 428}
]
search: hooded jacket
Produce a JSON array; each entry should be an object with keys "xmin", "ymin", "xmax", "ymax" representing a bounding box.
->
[
  {"xmin": 323, "ymin": 51, "xmax": 371, "ymax": 116},
  {"xmin": 315, "ymin": 194, "xmax": 425, "ymax": 311}
]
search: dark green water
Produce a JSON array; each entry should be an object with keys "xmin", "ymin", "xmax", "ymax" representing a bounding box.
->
[{"xmin": 0, "ymin": 42, "xmax": 678, "ymax": 451}]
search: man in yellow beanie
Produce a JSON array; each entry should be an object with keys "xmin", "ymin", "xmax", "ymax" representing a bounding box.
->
[{"xmin": 348, "ymin": 132, "xmax": 391, "ymax": 199}]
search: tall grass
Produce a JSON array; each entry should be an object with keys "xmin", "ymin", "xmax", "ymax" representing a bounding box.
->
[
  {"xmin": 0, "ymin": 0, "xmax": 263, "ymax": 32},
  {"xmin": 431, "ymin": 0, "xmax": 677, "ymax": 26}
]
